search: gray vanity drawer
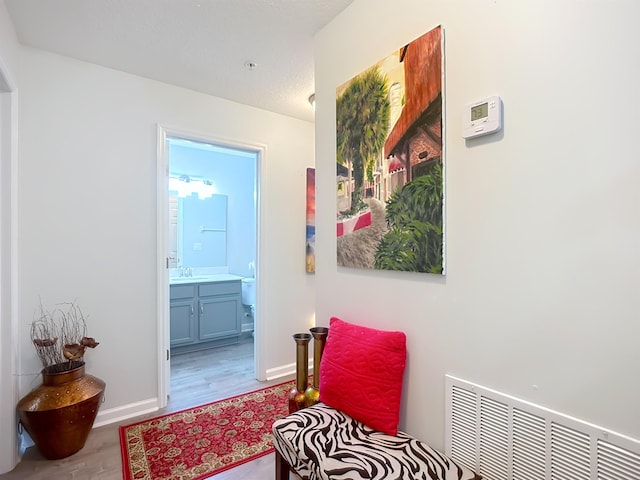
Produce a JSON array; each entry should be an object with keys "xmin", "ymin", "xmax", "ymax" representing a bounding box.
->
[
  {"xmin": 170, "ymin": 284, "xmax": 196, "ymax": 300},
  {"xmin": 199, "ymin": 281, "xmax": 241, "ymax": 297}
]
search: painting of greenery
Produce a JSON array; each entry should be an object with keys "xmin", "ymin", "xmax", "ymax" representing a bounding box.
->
[{"xmin": 374, "ymin": 162, "xmax": 442, "ymax": 273}]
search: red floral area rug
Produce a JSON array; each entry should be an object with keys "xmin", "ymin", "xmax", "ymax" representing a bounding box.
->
[{"xmin": 119, "ymin": 380, "xmax": 295, "ymax": 480}]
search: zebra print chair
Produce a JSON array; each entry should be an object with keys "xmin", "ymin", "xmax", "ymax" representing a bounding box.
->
[{"xmin": 272, "ymin": 402, "xmax": 481, "ymax": 480}]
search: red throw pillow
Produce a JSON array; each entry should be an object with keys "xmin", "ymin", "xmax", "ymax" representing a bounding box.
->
[{"xmin": 318, "ymin": 316, "xmax": 407, "ymax": 435}]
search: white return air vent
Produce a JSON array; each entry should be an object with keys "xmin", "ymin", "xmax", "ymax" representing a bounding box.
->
[{"xmin": 445, "ymin": 375, "xmax": 640, "ymax": 480}]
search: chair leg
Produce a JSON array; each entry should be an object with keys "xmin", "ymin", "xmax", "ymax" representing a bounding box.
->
[{"xmin": 275, "ymin": 449, "xmax": 290, "ymax": 480}]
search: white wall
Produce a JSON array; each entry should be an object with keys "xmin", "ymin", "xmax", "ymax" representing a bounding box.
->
[
  {"xmin": 315, "ymin": 0, "xmax": 640, "ymax": 450},
  {"xmin": 16, "ymin": 47, "xmax": 315, "ymax": 420},
  {"xmin": 0, "ymin": 2, "xmax": 18, "ymax": 79}
]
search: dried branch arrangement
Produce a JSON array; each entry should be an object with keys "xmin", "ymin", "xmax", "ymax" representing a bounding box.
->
[{"xmin": 30, "ymin": 300, "xmax": 99, "ymax": 373}]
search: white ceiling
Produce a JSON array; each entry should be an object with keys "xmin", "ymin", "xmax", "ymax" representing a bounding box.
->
[{"xmin": 4, "ymin": 0, "xmax": 355, "ymax": 123}]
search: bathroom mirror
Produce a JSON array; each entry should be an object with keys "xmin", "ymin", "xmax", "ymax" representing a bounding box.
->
[{"xmin": 169, "ymin": 193, "xmax": 228, "ymax": 268}]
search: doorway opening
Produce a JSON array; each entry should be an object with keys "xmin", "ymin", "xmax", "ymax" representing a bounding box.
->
[{"xmin": 159, "ymin": 131, "xmax": 260, "ymax": 410}]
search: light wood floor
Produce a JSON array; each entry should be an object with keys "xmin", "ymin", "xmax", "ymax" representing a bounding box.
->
[{"xmin": 1, "ymin": 335, "xmax": 299, "ymax": 479}]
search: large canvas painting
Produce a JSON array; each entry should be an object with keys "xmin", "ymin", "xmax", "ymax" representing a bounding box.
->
[{"xmin": 336, "ymin": 25, "xmax": 444, "ymax": 274}]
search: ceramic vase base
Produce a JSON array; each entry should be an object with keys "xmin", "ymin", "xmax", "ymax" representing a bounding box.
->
[{"xmin": 17, "ymin": 362, "xmax": 105, "ymax": 460}]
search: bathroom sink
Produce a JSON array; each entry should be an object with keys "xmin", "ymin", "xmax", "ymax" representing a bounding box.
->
[
  {"xmin": 170, "ymin": 274, "xmax": 243, "ymax": 284},
  {"xmin": 170, "ymin": 275, "xmax": 211, "ymax": 283}
]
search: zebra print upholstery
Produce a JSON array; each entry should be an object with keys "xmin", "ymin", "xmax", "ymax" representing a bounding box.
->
[{"xmin": 272, "ymin": 402, "xmax": 481, "ymax": 480}]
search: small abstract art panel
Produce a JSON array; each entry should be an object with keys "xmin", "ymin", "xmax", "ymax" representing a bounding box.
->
[
  {"xmin": 306, "ymin": 167, "xmax": 316, "ymax": 273},
  {"xmin": 336, "ymin": 25, "xmax": 444, "ymax": 274}
]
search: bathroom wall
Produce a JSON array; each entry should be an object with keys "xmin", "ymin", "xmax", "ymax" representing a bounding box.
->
[
  {"xmin": 169, "ymin": 141, "xmax": 257, "ymax": 278},
  {"xmin": 179, "ymin": 193, "xmax": 227, "ymax": 268}
]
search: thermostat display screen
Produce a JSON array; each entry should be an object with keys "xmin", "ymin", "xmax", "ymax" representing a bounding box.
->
[{"xmin": 471, "ymin": 102, "xmax": 488, "ymax": 121}]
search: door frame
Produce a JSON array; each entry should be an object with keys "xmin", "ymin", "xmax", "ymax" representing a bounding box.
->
[
  {"xmin": 156, "ymin": 124, "xmax": 264, "ymax": 407},
  {"xmin": 0, "ymin": 55, "xmax": 19, "ymax": 473}
]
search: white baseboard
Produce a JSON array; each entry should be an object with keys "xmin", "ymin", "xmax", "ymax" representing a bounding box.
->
[
  {"xmin": 265, "ymin": 362, "xmax": 296, "ymax": 381},
  {"xmin": 93, "ymin": 360, "xmax": 315, "ymax": 427},
  {"xmin": 93, "ymin": 398, "xmax": 160, "ymax": 428},
  {"xmin": 265, "ymin": 361, "xmax": 314, "ymax": 382}
]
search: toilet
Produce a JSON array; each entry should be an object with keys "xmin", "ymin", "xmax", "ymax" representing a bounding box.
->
[
  {"xmin": 241, "ymin": 278, "xmax": 255, "ymax": 333},
  {"xmin": 241, "ymin": 278, "xmax": 255, "ymax": 306}
]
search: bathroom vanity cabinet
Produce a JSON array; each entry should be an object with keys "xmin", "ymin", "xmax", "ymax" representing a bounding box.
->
[{"xmin": 170, "ymin": 279, "xmax": 242, "ymax": 355}]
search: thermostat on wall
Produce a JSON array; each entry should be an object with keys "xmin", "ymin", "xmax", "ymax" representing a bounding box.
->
[{"xmin": 462, "ymin": 95, "xmax": 502, "ymax": 139}]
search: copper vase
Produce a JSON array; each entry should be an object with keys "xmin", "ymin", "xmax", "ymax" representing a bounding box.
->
[
  {"xmin": 17, "ymin": 361, "xmax": 106, "ymax": 459},
  {"xmin": 288, "ymin": 333, "xmax": 311, "ymax": 413},
  {"xmin": 304, "ymin": 326, "xmax": 329, "ymax": 407}
]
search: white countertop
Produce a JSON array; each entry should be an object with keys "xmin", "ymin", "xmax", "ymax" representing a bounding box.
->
[{"xmin": 169, "ymin": 274, "xmax": 243, "ymax": 285}]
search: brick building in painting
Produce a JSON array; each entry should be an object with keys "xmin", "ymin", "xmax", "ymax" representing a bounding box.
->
[{"xmin": 367, "ymin": 25, "xmax": 443, "ymax": 202}]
